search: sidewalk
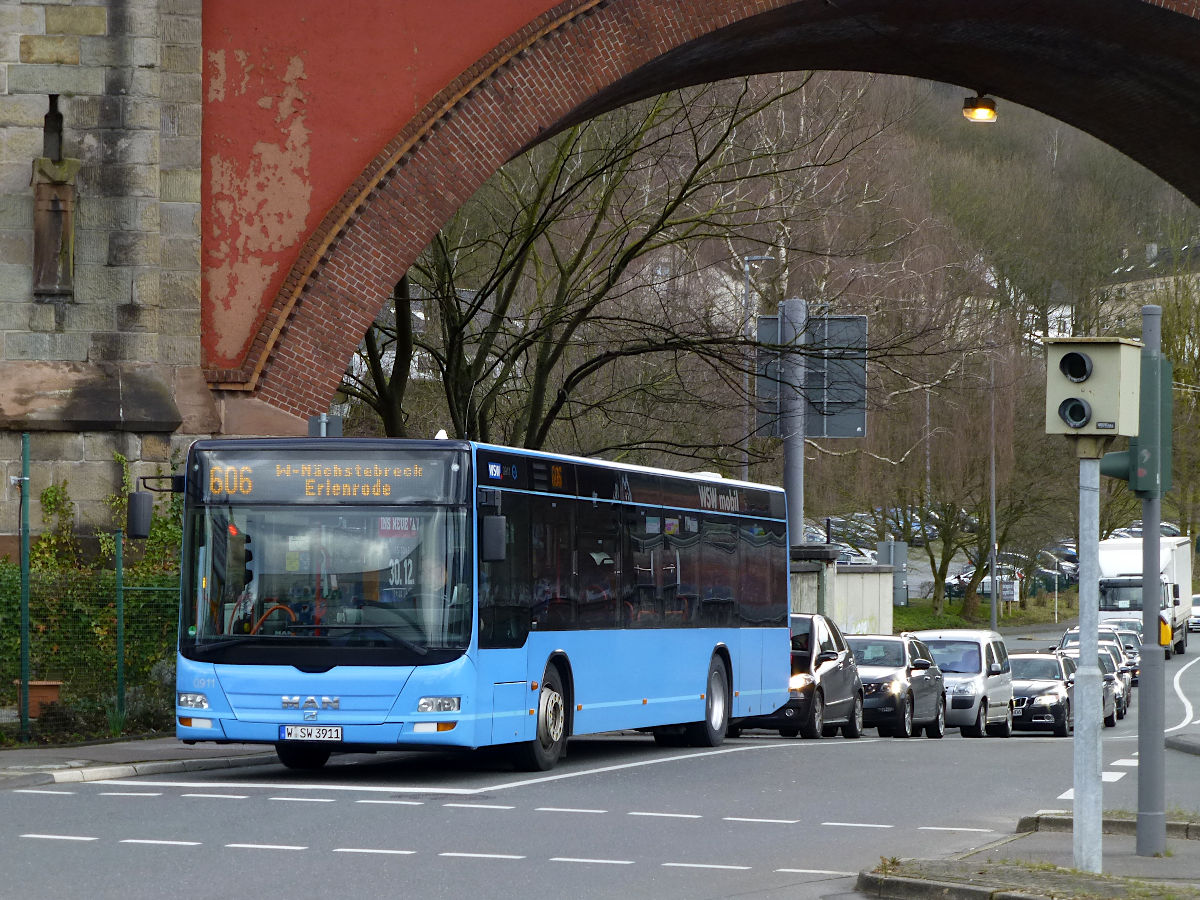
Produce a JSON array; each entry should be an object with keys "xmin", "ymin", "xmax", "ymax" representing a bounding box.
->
[{"xmin": 0, "ymin": 735, "xmax": 276, "ymax": 788}]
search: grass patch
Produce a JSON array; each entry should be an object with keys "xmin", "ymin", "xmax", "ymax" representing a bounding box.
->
[{"xmin": 893, "ymin": 587, "xmax": 1079, "ymax": 634}]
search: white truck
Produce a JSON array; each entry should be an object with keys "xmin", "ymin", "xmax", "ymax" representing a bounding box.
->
[{"xmin": 1097, "ymin": 536, "xmax": 1192, "ymax": 656}]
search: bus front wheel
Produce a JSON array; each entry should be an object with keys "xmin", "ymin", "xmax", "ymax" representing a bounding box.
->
[
  {"xmin": 275, "ymin": 743, "xmax": 331, "ymax": 770},
  {"xmin": 512, "ymin": 664, "xmax": 567, "ymax": 771},
  {"xmin": 685, "ymin": 655, "xmax": 729, "ymax": 747}
]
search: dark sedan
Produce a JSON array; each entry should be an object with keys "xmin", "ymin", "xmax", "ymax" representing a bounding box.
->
[
  {"xmin": 736, "ymin": 613, "xmax": 863, "ymax": 739},
  {"xmin": 846, "ymin": 634, "xmax": 945, "ymax": 738},
  {"xmin": 1010, "ymin": 652, "xmax": 1075, "ymax": 737}
]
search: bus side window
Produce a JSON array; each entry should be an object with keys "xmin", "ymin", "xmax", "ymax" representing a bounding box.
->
[{"xmin": 479, "ymin": 502, "xmax": 532, "ymax": 648}]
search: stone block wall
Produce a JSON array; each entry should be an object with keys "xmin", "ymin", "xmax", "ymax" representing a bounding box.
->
[{"xmin": 0, "ymin": 0, "xmax": 214, "ymax": 548}]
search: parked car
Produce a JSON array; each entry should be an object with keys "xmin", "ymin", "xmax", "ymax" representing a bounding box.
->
[
  {"xmin": 1061, "ymin": 650, "xmax": 1121, "ymax": 727},
  {"xmin": 845, "ymin": 634, "xmax": 945, "ymax": 738},
  {"xmin": 1099, "ymin": 644, "xmax": 1132, "ymax": 719},
  {"xmin": 1114, "ymin": 629, "xmax": 1142, "ymax": 684},
  {"xmin": 1009, "ymin": 652, "xmax": 1075, "ymax": 737},
  {"xmin": 736, "ymin": 613, "xmax": 863, "ymax": 739},
  {"xmin": 912, "ymin": 629, "xmax": 1014, "ymax": 738}
]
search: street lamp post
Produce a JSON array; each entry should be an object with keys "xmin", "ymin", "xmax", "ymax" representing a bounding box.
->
[
  {"xmin": 1039, "ymin": 550, "xmax": 1060, "ymax": 625},
  {"xmin": 741, "ymin": 254, "xmax": 774, "ymax": 481}
]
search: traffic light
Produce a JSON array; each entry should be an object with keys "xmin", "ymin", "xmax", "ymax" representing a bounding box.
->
[
  {"xmin": 1044, "ymin": 338, "xmax": 1141, "ymax": 436},
  {"xmin": 1099, "ymin": 354, "xmax": 1173, "ymax": 495}
]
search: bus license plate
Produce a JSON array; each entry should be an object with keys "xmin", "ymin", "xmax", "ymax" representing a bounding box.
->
[{"xmin": 279, "ymin": 725, "xmax": 342, "ymax": 742}]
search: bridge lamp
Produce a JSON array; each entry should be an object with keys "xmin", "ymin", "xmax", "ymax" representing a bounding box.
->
[{"xmin": 962, "ymin": 95, "xmax": 997, "ymax": 123}]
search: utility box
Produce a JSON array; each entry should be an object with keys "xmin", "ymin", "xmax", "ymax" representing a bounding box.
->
[{"xmin": 1044, "ymin": 337, "xmax": 1141, "ymax": 436}]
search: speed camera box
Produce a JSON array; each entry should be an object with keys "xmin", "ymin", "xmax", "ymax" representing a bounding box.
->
[{"xmin": 1044, "ymin": 337, "xmax": 1141, "ymax": 436}]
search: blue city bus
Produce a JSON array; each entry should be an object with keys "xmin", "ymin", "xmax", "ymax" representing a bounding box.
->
[{"xmin": 171, "ymin": 438, "xmax": 790, "ymax": 770}]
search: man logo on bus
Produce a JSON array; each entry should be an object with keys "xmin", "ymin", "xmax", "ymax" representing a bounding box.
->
[{"xmin": 487, "ymin": 462, "xmax": 503, "ymax": 480}]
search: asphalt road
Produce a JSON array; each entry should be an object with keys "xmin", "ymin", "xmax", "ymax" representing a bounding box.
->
[{"xmin": 4, "ymin": 637, "xmax": 1199, "ymax": 900}]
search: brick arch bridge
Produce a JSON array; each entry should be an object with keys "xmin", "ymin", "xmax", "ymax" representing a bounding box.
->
[{"xmin": 203, "ymin": 0, "xmax": 1200, "ymax": 430}]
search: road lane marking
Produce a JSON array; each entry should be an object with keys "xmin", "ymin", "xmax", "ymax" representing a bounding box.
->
[
  {"xmin": 1111, "ymin": 758, "xmax": 1139, "ymax": 767},
  {"xmin": 1058, "ymin": 789, "xmax": 1075, "ymax": 800},
  {"xmin": 919, "ymin": 826, "xmax": 994, "ymax": 833},
  {"xmin": 1166, "ymin": 655, "xmax": 1200, "ymax": 732},
  {"xmin": 333, "ymin": 848, "xmax": 416, "ymax": 855},
  {"xmin": 21, "ymin": 834, "xmax": 97, "ymax": 841},
  {"xmin": 551, "ymin": 857, "xmax": 635, "ymax": 865},
  {"xmin": 477, "ymin": 739, "xmax": 878, "ymax": 793},
  {"xmin": 723, "ymin": 817, "xmax": 798, "ymax": 824},
  {"xmin": 776, "ymin": 868, "xmax": 856, "ymax": 876},
  {"xmin": 226, "ymin": 843, "xmax": 307, "ymax": 851},
  {"xmin": 629, "ymin": 811, "xmax": 702, "ymax": 819},
  {"xmin": 537, "ymin": 807, "xmax": 607, "ymax": 814},
  {"xmin": 663, "ymin": 862, "xmax": 751, "ymax": 870},
  {"xmin": 822, "ymin": 821, "xmax": 893, "ymax": 829},
  {"xmin": 120, "ymin": 839, "xmax": 201, "ymax": 846},
  {"xmin": 91, "ymin": 779, "xmax": 476, "ymax": 795},
  {"xmin": 439, "ymin": 852, "xmax": 525, "ymax": 860},
  {"xmin": 100, "ymin": 792, "xmax": 162, "ymax": 797},
  {"xmin": 13, "ymin": 789, "xmax": 74, "ymax": 795},
  {"xmin": 443, "ymin": 802, "xmax": 515, "ymax": 810},
  {"xmin": 269, "ymin": 796, "xmax": 336, "ymax": 803},
  {"xmin": 356, "ymin": 799, "xmax": 424, "ymax": 806},
  {"xmin": 1102, "ymin": 771, "xmax": 1126, "ymax": 782},
  {"xmin": 181, "ymin": 793, "xmax": 247, "ymax": 799}
]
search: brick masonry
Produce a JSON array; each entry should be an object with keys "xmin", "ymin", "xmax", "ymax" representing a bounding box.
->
[
  {"xmin": 214, "ymin": 0, "xmax": 1200, "ymax": 423},
  {"xmin": 4, "ymin": 0, "xmax": 1200, "ymax": 538}
]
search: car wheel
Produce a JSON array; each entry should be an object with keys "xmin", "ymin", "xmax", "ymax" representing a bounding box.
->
[
  {"xmin": 779, "ymin": 727, "xmax": 800, "ymax": 739},
  {"xmin": 962, "ymin": 700, "xmax": 987, "ymax": 738},
  {"xmin": 986, "ymin": 701, "xmax": 1013, "ymax": 738},
  {"xmin": 1116, "ymin": 697, "xmax": 1126, "ymax": 720},
  {"xmin": 924, "ymin": 695, "xmax": 946, "ymax": 739},
  {"xmin": 512, "ymin": 664, "xmax": 568, "ymax": 770},
  {"xmin": 877, "ymin": 724, "xmax": 894, "ymax": 737},
  {"xmin": 800, "ymin": 690, "xmax": 824, "ymax": 739},
  {"xmin": 275, "ymin": 743, "xmax": 331, "ymax": 770},
  {"xmin": 894, "ymin": 694, "xmax": 914, "ymax": 738},
  {"xmin": 1053, "ymin": 702, "xmax": 1071, "ymax": 738},
  {"xmin": 1104, "ymin": 706, "xmax": 1117, "ymax": 728},
  {"xmin": 842, "ymin": 693, "xmax": 864, "ymax": 739},
  {"xmin": 684, "ymin": 655, "xmax": 729, "ymax": 747}
]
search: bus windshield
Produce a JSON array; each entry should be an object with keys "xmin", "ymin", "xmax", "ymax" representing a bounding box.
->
[{"xmin": 181, "ymin": 504, "xmax": 471, "ymax": 665}]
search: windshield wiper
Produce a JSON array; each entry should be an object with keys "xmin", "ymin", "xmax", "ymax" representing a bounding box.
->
[{"xmin": 286, "ymin": 623, "xmax": 428, "ymax": 655}]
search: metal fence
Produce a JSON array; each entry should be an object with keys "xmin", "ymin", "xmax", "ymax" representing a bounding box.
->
[{"xmin": 0, "ymin": 565, "xmax": 179, "ymax": 740}]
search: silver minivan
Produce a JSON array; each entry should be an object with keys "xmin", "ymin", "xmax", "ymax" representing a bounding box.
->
[{"xmin": 912, "ymin": 629, "xmax": 1014, "ymax": 737}]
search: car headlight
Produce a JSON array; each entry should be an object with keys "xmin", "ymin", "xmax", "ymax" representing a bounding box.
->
[
  {"xmin": 1032, "ymin": 692, "xmax": 1064, "ymax": 707},
  {"xmin": 947, "ymin": 682, "xmax": 975, "ymax": 696},
  {"xmin": 417, "ymin": 696, "xmax": 461, "ymax": 713},
  {"xmin": 885, "ymin": 679, "xmax": 904, "ymax": 695},
  {"xmin": 789, "ymin": 673, "xmax": 815, "ymax": 694},
  {"xmin": 177, "ymin": 692, "xmax": 209, "ymax": 709}
]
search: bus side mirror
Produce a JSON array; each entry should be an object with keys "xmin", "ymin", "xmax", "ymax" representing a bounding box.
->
[
  {"xmin": 482, "ymin": 515, "xmax": 507, "ymax": 562},
  {"xmin": 127, "ymin": 491, "xmax": 153, "ymax": 539}
]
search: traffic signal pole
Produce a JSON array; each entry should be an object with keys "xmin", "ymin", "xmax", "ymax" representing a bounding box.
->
[
  {"xmin": 1136, "ymin": 306, "xmax": 1167, "ymax": 858},
  {"xmin": 1074, "ymin": 451, "xmax": 1104, "ymax": 873}
]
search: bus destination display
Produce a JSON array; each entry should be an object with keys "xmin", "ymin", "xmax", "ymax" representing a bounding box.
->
[{"xmin": 196, "ymin": 451, "xmax": 461, "ymax": 504}]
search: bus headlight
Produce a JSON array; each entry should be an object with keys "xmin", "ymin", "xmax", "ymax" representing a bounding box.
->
[
  {"xmin": 418, "ymin": 696, "xmax": 461, "ymax": 713},
  {"xmin": 177, "ymin": 692, "xmax": 210, "ymax": 709}
]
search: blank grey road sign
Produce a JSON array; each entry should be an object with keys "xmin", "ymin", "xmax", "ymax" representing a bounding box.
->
[{"xmin": 755, "ymin": 314, "xmax": 867, "ymax": 438}]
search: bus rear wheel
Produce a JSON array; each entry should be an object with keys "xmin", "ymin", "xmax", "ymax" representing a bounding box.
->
[
  {"xmin": 275, "ymin": 743, "xmax": 331, "ymax": 770},
  {"xmin": 512, "ymin": 664, "xmax": 567, "ymax": 771},
  {"xmin": 685, "ymin": 655, "xmax": 729, "ymax": 747}
]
